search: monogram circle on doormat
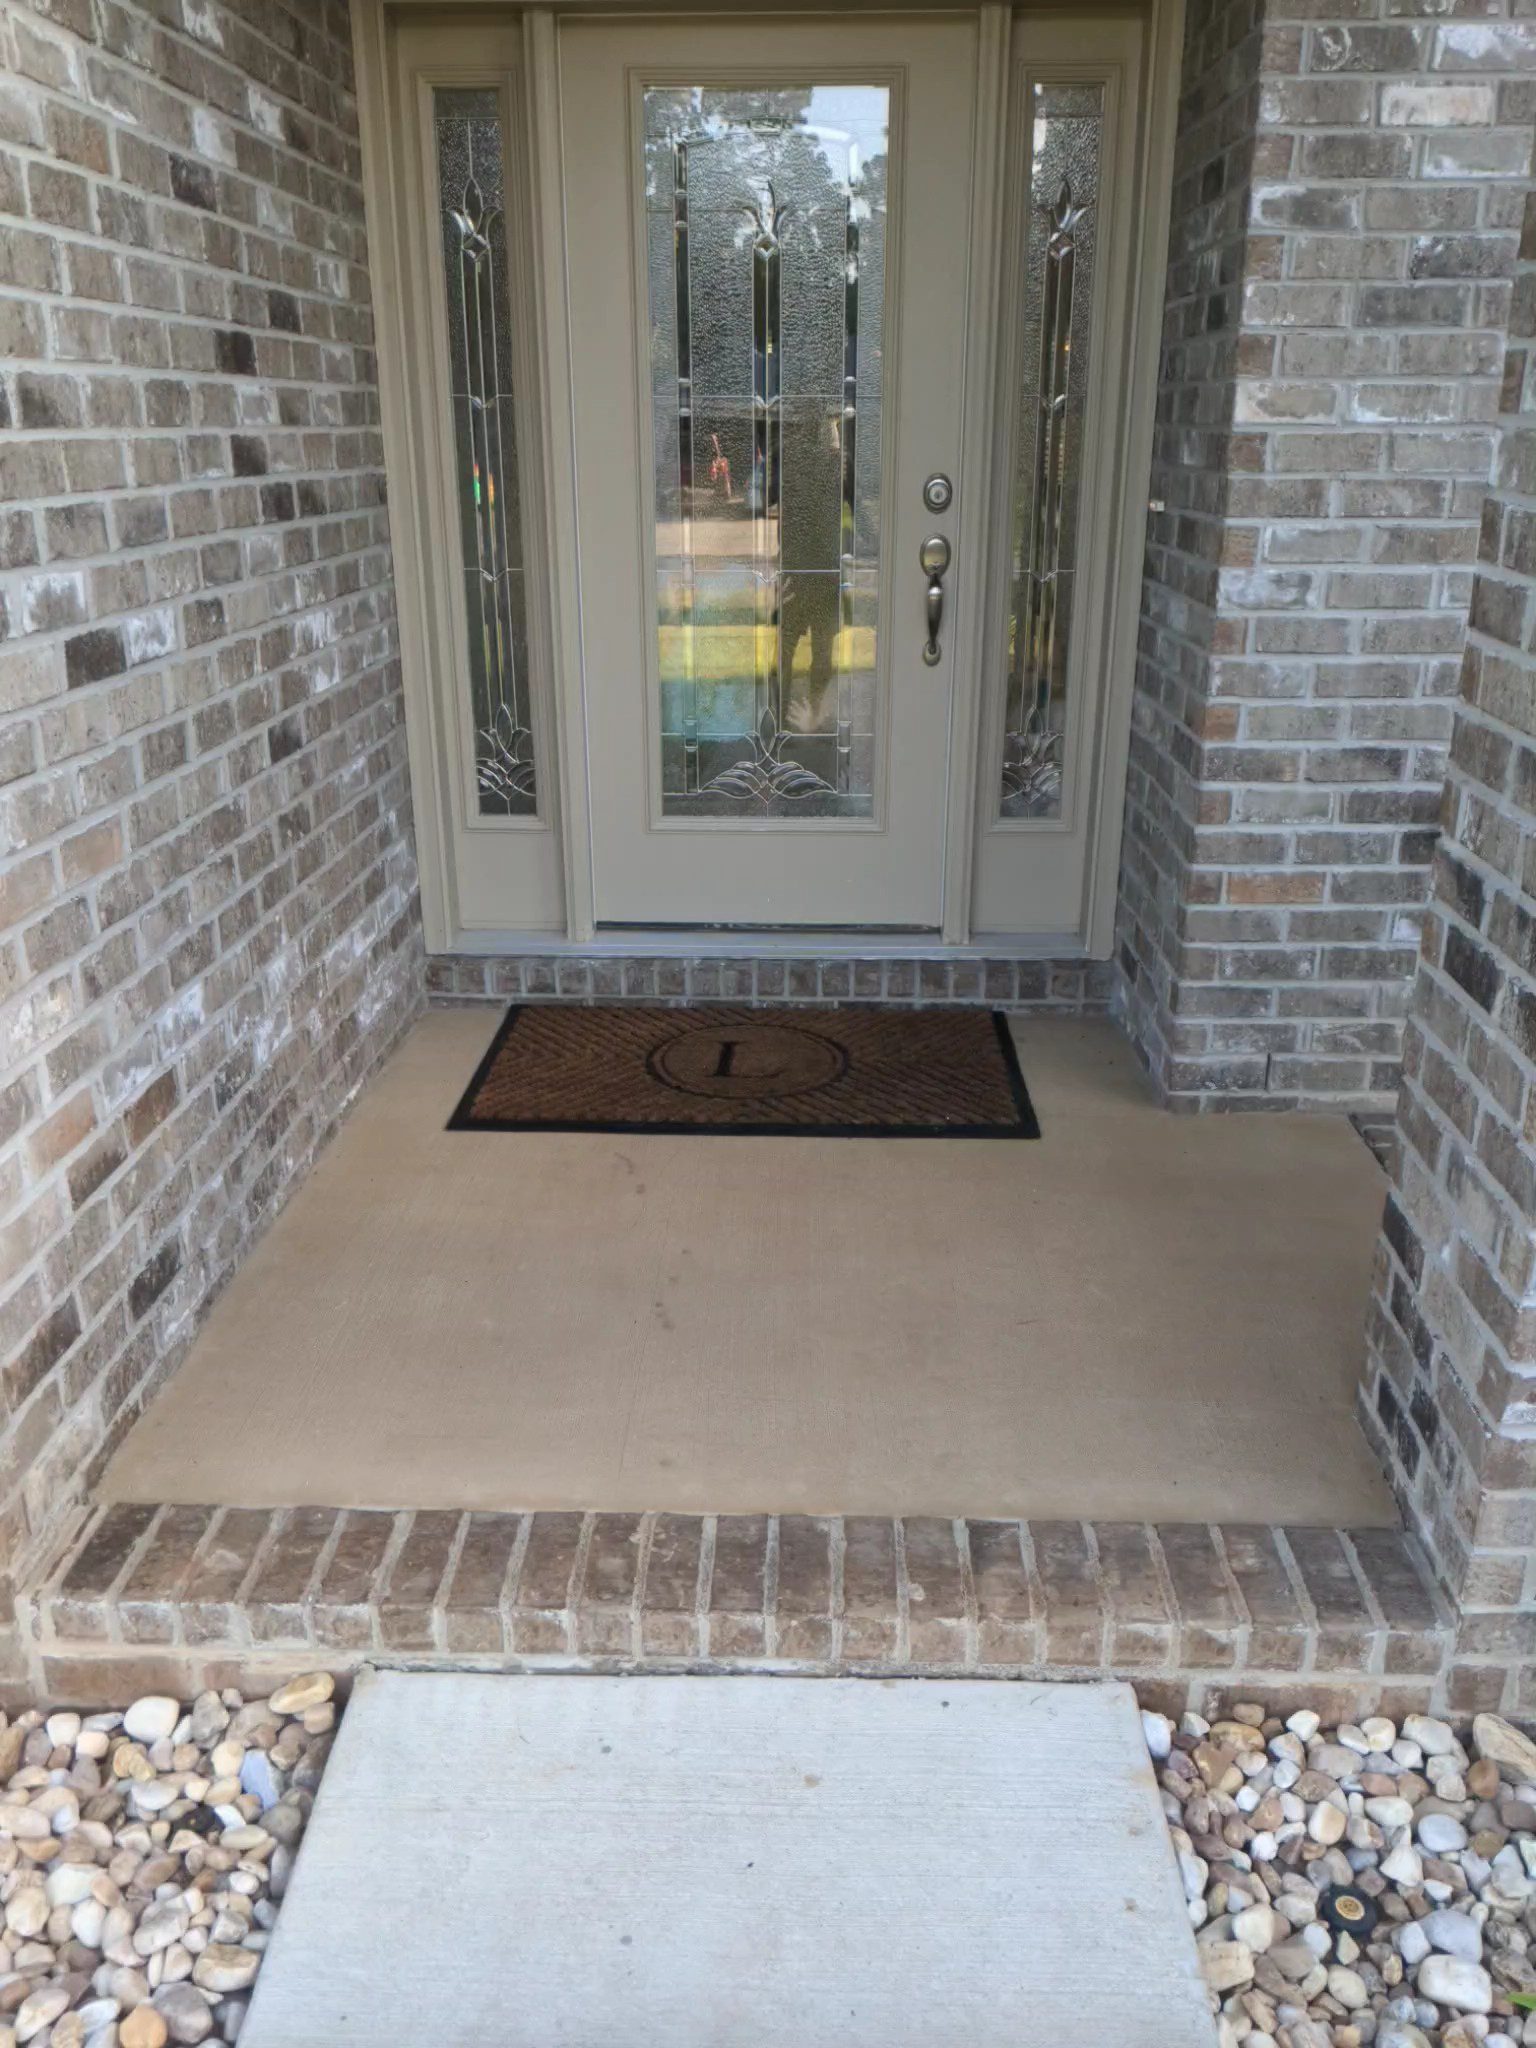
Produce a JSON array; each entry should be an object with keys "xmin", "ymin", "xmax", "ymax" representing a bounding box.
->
[
  {"xmin": 447, "ymin": 1005, "xmax": 1040, "ymax": 1139},
  {"xmin": 646, "ymin": 1020, "xmax": 848, "ymax": 1101}
]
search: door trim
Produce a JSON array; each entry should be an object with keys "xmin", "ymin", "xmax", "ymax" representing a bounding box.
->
[
  {"xmin": 938, "ymin": 1, "xmax": 1009, "ymax": 945},
  {"xmin": 1084, "ymin": 0, "xmax": 1181, "ymax": 958},
  {"xmin": 527, "ymin": 9, "xmax": 596, "ymax": 937},
  {"xmin": 354, "ymin": 0, "xmax": 1184, "ymax": 954}
]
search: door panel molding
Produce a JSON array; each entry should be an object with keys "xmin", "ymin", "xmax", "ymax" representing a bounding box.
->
[{"xmin": 620, "ymin": 56, "xmax": 910, "ymax": 847}]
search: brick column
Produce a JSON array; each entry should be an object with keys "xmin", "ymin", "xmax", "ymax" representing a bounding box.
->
[
  {"xmin": 0, "ymin": 0, "xmax": 422, "ymax": 1671},
  {"xmin": 1120, "ymin": 0, "xmax": 1535, "ymax": 1108},
  {"xmin": 1359, "ymin": 186, "xmax": 1536, "ymax": 1718}
]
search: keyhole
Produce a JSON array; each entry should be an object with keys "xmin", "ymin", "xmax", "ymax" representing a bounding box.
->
[{"xmin": 713, "ymin": 1040, "xmax": 739, "ymax": 1077}]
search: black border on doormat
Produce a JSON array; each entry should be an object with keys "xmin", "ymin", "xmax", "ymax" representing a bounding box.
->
[{"xmin": 445, "ymin": 1005, "xmax": 1042, "ymax": 1139}]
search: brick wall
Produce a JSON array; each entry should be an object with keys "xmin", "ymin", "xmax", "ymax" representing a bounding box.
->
[
  {"xmin": 0, "ymin": 0, "xmax": 422, "ymax": 1668},
  {"xmin": 1117, "ymin": 0, "xmax": 1266, "ymax": 1100},
  {"xmin": 1120, "ymin": 0, "xmax": 1535, "ymax": 1108},
  {"xmin": 422, "ymin": 950, "xmax": 1115, "ymax": 1009},
  {"xmin": 1359, "ymin": 183, "xmax": 1536, "ymax": 1722}
]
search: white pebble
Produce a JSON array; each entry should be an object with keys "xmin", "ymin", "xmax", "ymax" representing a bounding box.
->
[
  {"xmin": 1382, "ymin": 1832, "xmax": 1424, "ymax": 1886},
  {"xmin": 1232, "ymin": 1903, "xmax": 1281, "ymax": 1952},
  {"xmin": 1200, "ymin": 1940, "xmax": 1255, "ymax": 1992},
  {"xmin": 1418, "ymin": 1812, "xmax": 1468, "ymax": 1854},
  {"xmin": 1366, "ymin": 1796, "xmax": 1417, "ymax": 1830},
  {"xmin": 1398, "ymin": 1922, "xmax": 1431, "ymax": 1968},
  {"xmin": 1141, "ymin": 1710, "xmax": 1172, "ymax": 1760},
  {"xmin": 1421, "ymin": 1908, "xmax": 1482, "ymax": 1962},
  {"xmin": 1329, "ymin": 1964, "xmax": 1370, "ymax": 2009},
  {"xmin": 1490, "ymin": 1843, "xmax": 1532, "ymax": 1902},
  {"xmin": 1417, "ymin": 1954, "xmax": 1492, "ymax": 2014},
  {"xmin": 1307, "ymin": 1800, "xmax": 1346, "ymax": 1845},
  {"xmin": 46, "ymin": 1864, "xmax": 98, "ymax": 1908},
  {"xmin": 122, "ymin": 1698, "xmax": 181, "ymax": 1747},
  {"xmin": 5, "ymin": 1888, "xmax": 47, "ymax": 1938},
  {"xmin": 15, "ymin": 1983, "xmax": 71, "ymax": 2042},
  {"xmin": 131, "ymin": 1780, "xmax": 180, "ymax": 1815},
  {"xmin": 72, "ymin": 1896, "xmax": 107, "ymax": 1948}
]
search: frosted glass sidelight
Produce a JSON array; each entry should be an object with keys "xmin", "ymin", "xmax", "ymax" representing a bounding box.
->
[
  {"xmin": 645, "ymin": 86, "xmax": 889, "ymax": 818},
  {"xmin": 999, "ymin": 82, "xmax": 1104, "ymax": 822},
  {"xmin": 435, "ymin": 88, "xmax": 536, "ymax": 817}
]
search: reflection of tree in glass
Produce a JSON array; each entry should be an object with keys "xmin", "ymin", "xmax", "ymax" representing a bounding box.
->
[{"xmin": 648, "ymin": 88, "xmax": 887, "ymax": 774}]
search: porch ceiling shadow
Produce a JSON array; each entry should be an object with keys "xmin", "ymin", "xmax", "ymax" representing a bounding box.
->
[{"xmin": 99, "ymin": 1010, "xmax": 1397, "ymax": 1528}]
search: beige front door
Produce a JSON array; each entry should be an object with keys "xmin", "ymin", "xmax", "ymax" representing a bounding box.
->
[{"xmin": 561, "ymin": 14, "xmax": 979, "ymax": 928}]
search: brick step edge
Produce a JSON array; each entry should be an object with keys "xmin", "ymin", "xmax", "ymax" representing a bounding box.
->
[
  {"xmin": 423, "ymin": 951, "xmax": 1117, "ymax": 1008},
  {"xmin": 12, "ymin": 1503, "xmax": 1491, "ymax": 1716}
]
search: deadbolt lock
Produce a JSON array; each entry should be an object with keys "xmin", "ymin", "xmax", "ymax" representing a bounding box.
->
[{"xmin": 922, "ymin": 473, "xmax": 954, "ymax": 513}]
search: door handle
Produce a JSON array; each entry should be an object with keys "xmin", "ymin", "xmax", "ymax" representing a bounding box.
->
[{"xmin": 919, "ymin": 534, "xmax": 950, "ymax": 667}]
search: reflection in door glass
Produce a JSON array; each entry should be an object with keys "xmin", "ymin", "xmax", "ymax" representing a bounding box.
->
[
  {"xmin": 645, "ymin": 87, "xmax": 888, "ymax": 818},
  {"xmin": 435, "ymin": 89, "xmax": 536, "ymax": 817},
  {"xmin": 1000, "ymin": 82, "xmax": 1103, "ymax": 821}
]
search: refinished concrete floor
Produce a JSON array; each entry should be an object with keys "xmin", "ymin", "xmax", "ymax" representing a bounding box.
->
[{"xmin": 102, "ymin": 1007, "xmax": 1397, "ymax": 1524}]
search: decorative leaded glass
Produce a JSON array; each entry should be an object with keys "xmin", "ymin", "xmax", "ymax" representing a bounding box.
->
[
  {"xmin": 435, "ymin": 88, "xmax": 535, "ymax": 817},
  {"xmin": 999, "ymin": 81, "xmax": 1104, "ymax": 821},
  {"xmin": 644, "ymin": 86, "xmax": 889, "ymax": 818}
]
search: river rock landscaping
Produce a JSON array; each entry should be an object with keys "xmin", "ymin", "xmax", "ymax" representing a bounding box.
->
[
  {"xmin": 1150, "ymin": 1701, "xmax": 1536, "ymax": 2048},
  {"xmin": 0, "ymin": 1675, "xmax": 335, "ymax": 2046},
  {"xmin": 2, "ymin": 1668, "xmax": 1534, "ymax": 2045}
]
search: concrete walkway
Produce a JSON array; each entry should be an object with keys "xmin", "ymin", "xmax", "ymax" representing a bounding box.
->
[{"xmin": 243, "ymin": 1671, "xmax": 1216, "ymax": 2047}]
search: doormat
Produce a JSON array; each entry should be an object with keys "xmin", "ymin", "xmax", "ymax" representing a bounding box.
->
[{"xmin": 447, "ymin": 1005, "xmax": 1040, "ymax": 1138}]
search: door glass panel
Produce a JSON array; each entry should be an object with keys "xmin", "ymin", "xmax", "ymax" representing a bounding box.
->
[
  {"xmin": 644, "ymin": 86, "xmax": 888, "ymax": 819},
  {"xmin": 999, "ymin": 81, "xmax": 1103, "ymax": 821},
  {"xmin": 434, "ymin": 88, "xmax": 536, "ymax": 817}
]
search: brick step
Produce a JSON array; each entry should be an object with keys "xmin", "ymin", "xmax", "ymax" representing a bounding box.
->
[{"xmin": 16, "ymin": 1502, "xmax": 1461, "ymax": 1716}]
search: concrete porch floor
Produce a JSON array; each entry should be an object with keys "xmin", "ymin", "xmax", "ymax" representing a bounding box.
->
[{"xmin": 98, "ymin": 1009, "xmax": 1396, "ymax": 1528}]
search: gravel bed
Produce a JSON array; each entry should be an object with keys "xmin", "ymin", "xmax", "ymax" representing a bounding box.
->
[
  {"xmin": 0, "ymin": 1674, "xmax": 336, "ymax": 2047},
  {"xmin": 1148, "ymin": 1701, "xmax": 1536, "ymax": 2048}
]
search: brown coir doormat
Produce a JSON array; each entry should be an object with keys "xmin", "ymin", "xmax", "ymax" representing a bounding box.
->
[{"xmin": 448, "ymin": 1005, "xmax": 1040, "ymax": 1139}]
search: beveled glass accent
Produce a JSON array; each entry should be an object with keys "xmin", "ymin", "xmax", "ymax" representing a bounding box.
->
[
  {"xmin": 645, "ymin": 86, "xmax": 889, "ymax": 819},
  {"xmin": 999, "ymin": 81, "xmax": 1104, "ymax": 821},
  {"xmin": 435, "ymin": 88, "xmax": 536, "ymax": 818}
]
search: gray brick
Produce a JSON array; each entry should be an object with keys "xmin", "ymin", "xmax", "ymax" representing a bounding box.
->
[{"xmin": 0, "ymin": 0, "xmax": 424, "ymax": 1652}]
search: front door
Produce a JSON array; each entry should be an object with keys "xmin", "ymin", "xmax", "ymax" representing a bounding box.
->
[{"xmin": 561, "ymin": 16, "xmax": 978, "ymax": 928}]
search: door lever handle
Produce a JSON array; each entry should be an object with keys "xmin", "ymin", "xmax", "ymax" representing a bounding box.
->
[{"xmin": 919, "ymin": 534, "xmax": 951, "ymax": 667}]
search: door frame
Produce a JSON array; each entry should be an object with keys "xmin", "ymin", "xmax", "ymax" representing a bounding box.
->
[{"xmin": 354, "ymin": 0, "xmax": 1184, "ymax": 955}]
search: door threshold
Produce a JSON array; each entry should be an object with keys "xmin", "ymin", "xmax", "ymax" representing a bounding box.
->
[
  {"xmin": 447, "ymin": 931, "xmax": 1096, "ymax": 960},
  {"xmin": 595, "ymin": 923, "xmax": 942, "ymax": 938}
]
